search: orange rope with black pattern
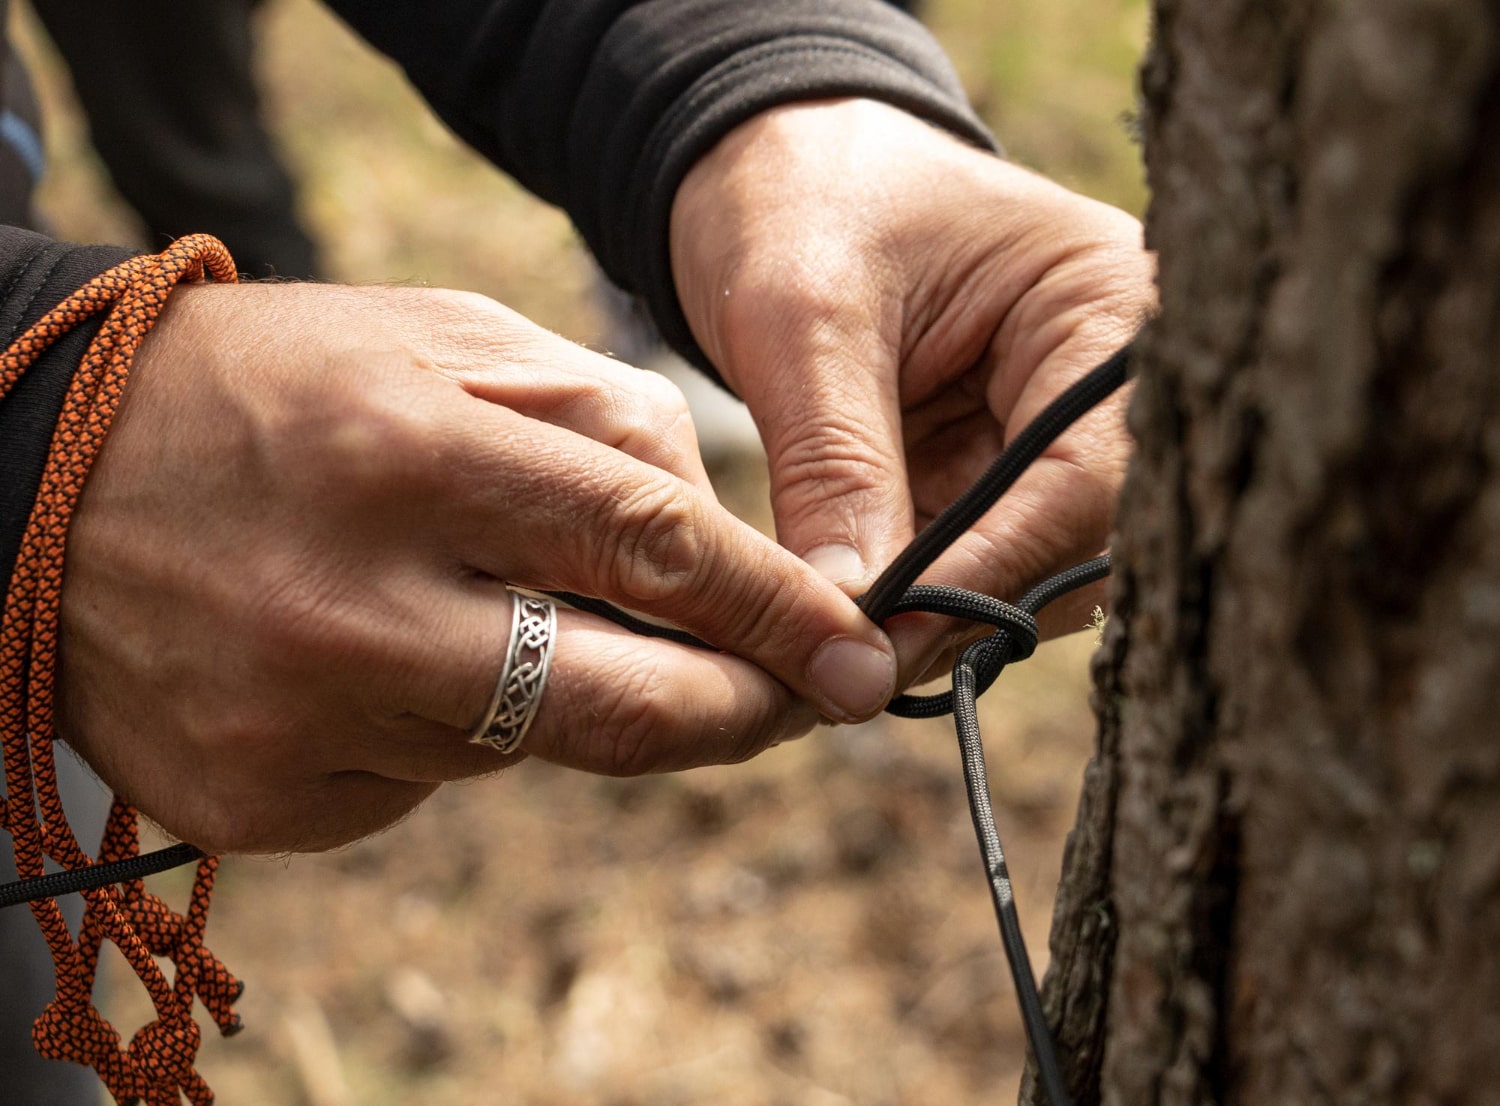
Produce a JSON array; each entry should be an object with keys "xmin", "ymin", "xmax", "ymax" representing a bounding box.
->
[{"xmin": 0, "ymin": 235, "xmax": 241, "ymax": 1105}]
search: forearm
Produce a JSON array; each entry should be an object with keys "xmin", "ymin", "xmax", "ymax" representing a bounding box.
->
[{"xmin": 323, "ymin": 0, "xmax": 996, "ymax": 368}]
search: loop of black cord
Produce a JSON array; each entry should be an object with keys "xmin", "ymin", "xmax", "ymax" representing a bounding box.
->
[
  {"xmin": 551, "ymin": 346, "xmax": 1130, "ymax": 1106},
  {"xmin": 857, "ymin": 342, "xmax": 1131, "ymax": 622},
  {"xmin": 2, "ymin": 342, "xmax": 1135, "ymax": 1106},
  {"xmin": 884, "ymin": 585, "xmax": 1038, "ymax": 718}
]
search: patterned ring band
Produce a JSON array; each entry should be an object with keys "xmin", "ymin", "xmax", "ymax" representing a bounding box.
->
[{"xmin": 468, "ymin": 590, "xmax": 557, "ymax": 754}]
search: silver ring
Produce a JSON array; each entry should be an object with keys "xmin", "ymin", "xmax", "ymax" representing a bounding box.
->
[{"xmin": 468, "ymin": 589, "xmax": 557, "ymax": 754}]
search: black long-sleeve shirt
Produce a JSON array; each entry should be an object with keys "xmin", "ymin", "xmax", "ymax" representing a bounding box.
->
[{"xmin": 0, "ymin": 0, "xmax": 995, "ymax": 593}]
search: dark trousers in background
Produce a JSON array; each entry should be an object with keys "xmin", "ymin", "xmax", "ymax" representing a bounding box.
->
[{"xmin": 31, "ymin": 0, "xmax": 318, "ymax": 278}]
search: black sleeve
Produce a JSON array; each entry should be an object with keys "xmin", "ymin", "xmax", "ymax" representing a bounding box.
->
[
  {"xmin": 322, "ymin": 0, "xmax": 996, "ymax": 370},
  {"xmin": 0, "ymin": 226, "xmax": 135, "ymax": 595}
]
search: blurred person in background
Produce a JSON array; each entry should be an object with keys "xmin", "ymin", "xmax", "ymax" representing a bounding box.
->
[
  {"xmin": 0, "ymin": 1, "xmax": 1151, "ymax": 1100},
  {"xmin": 31, "ymin": 0, "xmax": 319, "ymax": 279}
]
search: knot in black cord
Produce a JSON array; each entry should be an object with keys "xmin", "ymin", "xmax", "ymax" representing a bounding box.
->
[{"xmin": 877, "ymin": 585, "xmax": 1039, "ymax": 719}]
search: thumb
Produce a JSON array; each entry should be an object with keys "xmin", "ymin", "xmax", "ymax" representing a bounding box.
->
[{"xmin": 740, "ymin": 317, "xmax": 915, "ymax": 603}]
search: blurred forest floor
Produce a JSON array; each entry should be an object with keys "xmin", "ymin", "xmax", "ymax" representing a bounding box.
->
[{"xmin": 13, "ymin": 1, "xmax": 1148, "ymax": 1102}]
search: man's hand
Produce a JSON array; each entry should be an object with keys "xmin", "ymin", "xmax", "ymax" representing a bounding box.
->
[
  {"xmin": 59, "ymin": 283, "xmax": 898, "ymax": 853},
  {"xmin": 671, "ymin": 99, "xmax": 1155, "ymax": 683}
]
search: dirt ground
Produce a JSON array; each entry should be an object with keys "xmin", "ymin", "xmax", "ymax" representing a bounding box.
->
[{"xmin": 11, "ymin": 1, "xmax": 1147, "ymax": 1102}]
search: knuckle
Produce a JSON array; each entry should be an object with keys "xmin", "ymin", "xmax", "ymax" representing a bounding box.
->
[
  {"xmin": 593, "ymin": 663, "xmax": 671, "ymax": 777},
  {"xmin": 605, "ymin": 372, "xmax": 697, "ymax": 454},
  {"xmin": 416, "ymin": 288, "xmax": 517, "ymax": 351},
  {"xmin": 596, "ymin": 480, "xmax": 703, "ymax": 605},
  {"xmin": 635, "ymin": 370, "xmax": 692, "ymax": 421},
  {"xmin": 392, "ymin": 286, "xmax": 511, "ymax": 338},
  {"xmin": 251, "ymin": 333, "xmax": 438, "ymax": 491},
  {"xmin": 609, "ymin": 373, "xmax": 702, "ymax": 471},
  {"xmin": 771, "ymin": 418, "xmax": 896, "ymax": 508},
  {"xmin": 607, "ymin": 387, "xmax": 670, "ymax": 442},
  {"xmin": 312, "ymin": 383, "xmax": 434, "ymax": 498},
  {"xmin": 423, "ymin": 287, "xmax": 503, "ymax": 319}
]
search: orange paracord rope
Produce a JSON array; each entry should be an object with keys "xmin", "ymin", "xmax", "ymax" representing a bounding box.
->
[{"xmin": 0, "ymin": 235, "xmax": 241, "ymax": 1106}]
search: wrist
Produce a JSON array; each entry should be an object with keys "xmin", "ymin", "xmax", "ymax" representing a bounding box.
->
[
  {"xmin": 669, "ymin": 98, "xmax": 1001, "ymax": 391},
  {"xmin": 670, "ymin": 100, "xmax": 912, "ymax": 382}
]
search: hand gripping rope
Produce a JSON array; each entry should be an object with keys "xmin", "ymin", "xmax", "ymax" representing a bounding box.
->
[{"xmin": 0, "ymin": 232, "xmax": 1130, "ymax": 1106}]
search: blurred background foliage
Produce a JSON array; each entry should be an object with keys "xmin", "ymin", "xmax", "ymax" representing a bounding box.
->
[
  {"xmin": 932, "ymin": 0, "xmax": 1147, "ymax": 211},
  {"xmin": 10, "ymin": 1, "xmax": 1149, "ymax": 1103}
]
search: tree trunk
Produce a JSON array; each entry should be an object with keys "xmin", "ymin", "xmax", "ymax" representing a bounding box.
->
[{"xmin": 1029, "ymin": 1, "xmax": 1500, "ymax": 1102}]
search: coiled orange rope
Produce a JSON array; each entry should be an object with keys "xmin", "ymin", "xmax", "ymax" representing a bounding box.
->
[{"xmin": 0, "ymin": 235, "xmax": 241, "ymax": 1105}]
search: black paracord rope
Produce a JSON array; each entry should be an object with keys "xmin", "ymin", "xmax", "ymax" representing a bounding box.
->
[
  {"xmin": 0, "ymin": 842, "xmax": 204, "ymax": 909},
  {"xmin": 883, "ymin": 585, "xmax": 1038, "ymax": 718},
  {"xmin": 2, "ymin": 341, "xmax": 1134, "ymax": 1106},
  {"xmin": 858, "ymin": 342, "xmax": 1131, "ymax": 622},
  {"xmin": 947, "ymin": 554, "xmax": 1113, "ymax": 1106},
  {"xmin": 860, "ymin": 349, "xmax": 1130, "ymax": 1106},
  {"xmin": 548, "ymin": 589, "xmax": 708, "ymax": 649}
]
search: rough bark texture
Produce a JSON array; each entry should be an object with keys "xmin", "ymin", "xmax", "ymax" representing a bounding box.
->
[{"xmin": 1029, "ymin": 1, "xmax": 1500, "ymax": 1103}]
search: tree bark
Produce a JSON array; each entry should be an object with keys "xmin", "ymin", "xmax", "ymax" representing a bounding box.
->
[{"xmin": 1029, "ymin": 1, "xmax": 1500, "ymax": 1102}]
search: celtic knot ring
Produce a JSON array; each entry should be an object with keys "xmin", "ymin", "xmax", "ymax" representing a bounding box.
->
[{"xmin": 468, "ymin": 589, "xmax": 557, "ymax": 753}]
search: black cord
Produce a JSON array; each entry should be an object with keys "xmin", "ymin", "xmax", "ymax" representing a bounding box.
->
[
  {"xmin": 944, "ymin": 554, "xmax": 1114, "ymax": 1106},
  {"xmin": 547, "ymin": 590, "xmax": 709, "ymax": 650},
  {"xmin": 865, "ymin": 345, "xmax": 1126, "ymax": 1104},
  {"xmin": 884, "ymin": 585, "xmax": 1038, "ymax": 719},
  {"xmin": 1019, "ymin": 554, "xmax": 1113, "ymax": 612},
  {"xmin": 554, "ymin": 339, "xmax": 1128, "ymax": 1104},
  {"xmin": 0, "ymin": 842, "xmax": 205, "ymax": 910},
  {"xmin": 858, "ymin": 342, "xmax": 1131, "ymax": 623}
]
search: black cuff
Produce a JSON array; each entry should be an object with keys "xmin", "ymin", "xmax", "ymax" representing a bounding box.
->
[{"xmin": 0, "ymin": 229, "xmax": 137, "ymax": 595}]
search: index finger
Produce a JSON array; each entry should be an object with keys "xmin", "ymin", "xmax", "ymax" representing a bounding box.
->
[{"xmin": 433, "ymin": 392, "xmax": 898, "ymax": 725}]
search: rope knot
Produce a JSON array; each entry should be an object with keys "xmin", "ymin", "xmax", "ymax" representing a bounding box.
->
[
  {"xmin": 34, "ymin": 999, "xmax": 146, "ymax": 1103},
  {"xmin": 879, "ymin": 584, "xmax": 1042, "ymax": 718},
  {"xmin": 129, "ymin": 1016, "xmax": 201, "ymax": 1086},
  {"xmin": 32, "ymin": 998, "xmax": 119, "ymax": 1062}
]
